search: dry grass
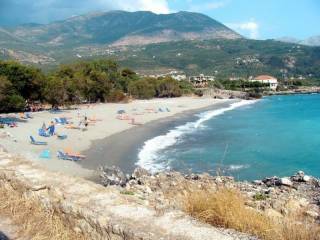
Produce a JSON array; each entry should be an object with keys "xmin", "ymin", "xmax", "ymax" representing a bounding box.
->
[
  {"xmin": 0, "ymin": 182, "xmax": 87, "ymax": 240},
  {"xmin": 184, "ymin": 188, "xmax": 320, "ymax": 240}
]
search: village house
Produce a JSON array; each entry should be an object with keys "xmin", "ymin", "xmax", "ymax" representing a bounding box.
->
[
  {"xmin": 250, "ymin": 75, "xmax": 278, "ymax": 90},
  {"xmin": 189, "ymin": 74, "xmax": 215, "ymax": 88}
]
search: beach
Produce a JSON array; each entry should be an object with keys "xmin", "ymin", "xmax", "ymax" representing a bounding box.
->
[{"xmin": 0, "ymin": 97, "xmax": 233, "ymax": 179}]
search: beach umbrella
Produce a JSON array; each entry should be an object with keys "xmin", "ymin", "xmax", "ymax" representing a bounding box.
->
[{"xmin": 117, "ymin": 110, "xmax": 126, "ymax": 114}]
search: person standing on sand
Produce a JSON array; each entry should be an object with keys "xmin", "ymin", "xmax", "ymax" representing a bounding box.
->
[{"xmin": 47, "ymin": 121, "xmax": 55, "ymax": 136}]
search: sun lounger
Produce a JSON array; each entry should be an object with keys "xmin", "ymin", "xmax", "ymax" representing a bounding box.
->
[
  {"xmin": 65, "ymin": 124, "xmax": 80, "ymax": 129},
  {"xmin": 166, "ymin": 107, "xmax": 171, "ymax": 112},
  {"xmin": 30, "ymin": 136, "xmax": 47, "ymax": 145},
  {"xmin": 57, "ymin": 151, "xmax": 83, "ymax": 161},
  {"xmin": 57, "ymin": 134, "xmax": 67, "ymax": 140},
  {"xmin": 25, "ymin": 112, "xmax": 33, "ymax": 119},
  {"xmin": 64, "ymin": 148, "xmax": 86, "ymax": 159},
  {"xmin": 116, "ymin": 114, "xmax": 133, "ymax": 120},
  {"xmin": 19, "ymin": 113, "xmax": 28, "ymax": 119},
  {"xmin": 38, "ymin": 128, "xmax": 50, "ymax": 137},
  {"xmin": 158, "ymin": 108, "xmax": 164, "ymax": 112}
]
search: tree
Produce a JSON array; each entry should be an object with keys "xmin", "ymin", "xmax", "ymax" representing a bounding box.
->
[
  {"xmin": 128, "ymin": 79, "xmax": 156, "ymax": 99},
  {"xmin": 44, "ymin": 76, "xmax": 68, "ymax": 107},
  {"xmin": 156, "ymin": 77, "xmax": 182, "ymax": 98}
]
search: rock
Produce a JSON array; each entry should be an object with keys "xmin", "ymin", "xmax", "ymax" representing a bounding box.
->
[
  {"xmin": 305, "ymin": 210, "xmax": 319, "ymax": 219},
  {"xmin": 132, "ymin": 167, "xmax": 150, "ymax": 179},
  {"xmin": 99, "ymin": 166, "xmax": 128, "ymax": 187},
  {"xmin": 265, "ymin": 208, "xmax": 283, "ymax": 219},
  {"xmin": 185, "ymin": 173, "xmax": 200, "ymax": 180},
  {"xmin": 302, "ymin": 175, "xmax": 312, "ymax": 182},
  {"xmin": 262, "ymin": 176, "xmax": 281, "ymax": 187},
  {"xmin": 253, "ymin": 180, "xmax": 263, "ymax": 185},
  {"xmin": 280, "ymin": 177, "xmax": 293, "ymax": 187}
]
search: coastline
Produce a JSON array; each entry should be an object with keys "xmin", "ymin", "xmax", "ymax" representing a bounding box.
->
[
  {"xmin": 0, "ymin": 97, "xmax": 234, "ymax": 179},
  {"xmin": 81, "ymin": 100, "xmax": 238, "ymax": 175}
]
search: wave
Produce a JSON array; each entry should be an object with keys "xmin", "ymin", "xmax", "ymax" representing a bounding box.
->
[
  {"xmin": 136, "ymin": 100, "xmax": 258, "ymax": 173},
  {"xmin": 227, "ymin": 164, "xmax": 250, "ymax": 171}
]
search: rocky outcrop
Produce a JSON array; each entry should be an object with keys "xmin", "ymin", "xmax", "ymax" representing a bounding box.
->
[
  {"xmin": 99, "ymin": 166, "xmax": 320, "ymax": 223},
  {"xmin": 0, "ymin": 150, "xmax": 249, "ymax": 240}
]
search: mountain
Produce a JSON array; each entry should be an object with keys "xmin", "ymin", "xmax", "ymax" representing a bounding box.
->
[
  {"xmin": 116, "ymin": 39, "xmax": 320, "ymax": 80},
  {"xmin": 278, "ymin": 35, "xmax": 320, "ymax": 46},
  {"xmin": 301, "ymin": 35, "xmax": 320, "ymax": 46},
  {"xmin": 1, "ymin": 11, "xmax": 241, "ymax": 48}
]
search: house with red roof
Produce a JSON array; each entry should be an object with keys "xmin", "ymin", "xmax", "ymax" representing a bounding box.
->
[{"xmin": 250, "ymin": 75, "xmax": 278, "ymax": 90}]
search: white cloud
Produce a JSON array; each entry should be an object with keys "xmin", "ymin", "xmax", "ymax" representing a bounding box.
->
[
  {"xmin": 227, "ymin": 20, "xmax": 259, "ymax": 39},
  {"xmin": 102, "ymin": 0, "xmax": 170, "ymax": 14},
  {"xmin": 189, "ymin": 0, "xmax": 228, "ymax": 12}
]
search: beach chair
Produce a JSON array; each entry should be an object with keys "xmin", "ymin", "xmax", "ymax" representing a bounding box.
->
[
  {"xmin": 25, "ymin": 112, "xmax": 33, "ymax": 119},
  {"xmin": 38, "ymin": 128, "xmax": 50, "ymax": 137},
  {"xmin": 30, "ymin": 136, "xmax": 47, "ymax": 145},
  {"xmin": 57, "ymin": 151, "xmax": 82, "ymax": 161},
  {"xmin": 57, "ymin": 134, "xmax": 67, "ymax": 140},
  {"xmin": 64, "ymin": 148, "xmax": 86, "ymax": 159}
]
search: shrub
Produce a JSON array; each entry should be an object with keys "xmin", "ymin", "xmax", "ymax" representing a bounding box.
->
[
  {"xmin": 128, "ymin": 79, "xmax": 156, "ymax": 99},
  {"xmin": 194, "ymin": 89, "xmax": 204, "ymax": 97},
  {"xmin": 1, "ymin": 94, "xmax": 25, "ymax": 112},
  {"xmin": 107, "ymin": 89, "xmax": 127, "ymax": 102},
  {"xmin": 184, "ymin": 188, "xmax": 320, "ymax": 240}
]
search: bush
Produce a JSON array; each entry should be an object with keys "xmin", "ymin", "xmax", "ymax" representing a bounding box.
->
[
  {"xmin": 184, "ymin": 188, "xmax": 320, "ymax": 240},
  {"xmin": 194, "ymin": 89, "xmax": 204, "ymax": 97},
  {"xmin": 107, "ymin": 89, "xmax": 127, "ymax": 102},
  {"xmin": 128, "ymin": 79, "xmax": 156, "ymax": 99},
  {"xmin": 1, "ymin": 94, "xmax": 25, "ymax": 112},
  {"xmin": 156, "ymin": 77, "xmax": 182, "ymax": 97}
]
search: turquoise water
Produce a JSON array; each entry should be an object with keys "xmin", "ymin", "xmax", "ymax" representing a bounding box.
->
[{"xmin": 139, "ymin": 94, "xmax": 320, "ymax": 180}]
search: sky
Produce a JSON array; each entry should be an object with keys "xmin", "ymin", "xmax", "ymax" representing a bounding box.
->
[{"xmin": 0, "ymin": 0, "xmax": 319, "ymax": 40}]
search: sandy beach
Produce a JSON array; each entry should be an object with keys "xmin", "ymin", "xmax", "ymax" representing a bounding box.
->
[{"xmin": 0, "ymin": 97, "xmax": 233, "ymax": 179}]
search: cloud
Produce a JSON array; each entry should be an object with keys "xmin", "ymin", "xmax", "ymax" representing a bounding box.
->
[
  {"xmin": 189, "ymin": 0, "xmax": 228, "ymax": 12},
  {"xmin": 0, "ymin": 0, "xmax": 170, "ymax": 26},
  {"xmin": 227, "ymin": 20, "xmax": 259, "ymax": 39}
]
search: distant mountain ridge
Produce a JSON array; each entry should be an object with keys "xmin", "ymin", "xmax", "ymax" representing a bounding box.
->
[
  {"xmin": 278, "ymin": 35, "xmax": 320, "ymax": 46},
  {"xmin": 1, "ymin": 10, "xmax": 241, "ymax": 47}
]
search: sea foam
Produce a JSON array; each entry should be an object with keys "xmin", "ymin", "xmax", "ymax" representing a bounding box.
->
[{"xmin": 137, "ymin": 100, "xmax": 258, "ymax": 173}]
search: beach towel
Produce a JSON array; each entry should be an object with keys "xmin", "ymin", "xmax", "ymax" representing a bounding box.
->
[{"xmin": 40, "ymin": 149, "xmax": 51, "ymax": 159}]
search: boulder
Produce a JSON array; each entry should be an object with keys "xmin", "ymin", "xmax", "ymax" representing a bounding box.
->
[
  {"xmin": 265, "ymin": 208, "xmax": 283, "ymax": 219},
  {"xmin": 302, "ymin": 175, "xmax": 312, "ymax": 182},
  {"xmin": 99, "ymin": 166, "xmax": 128, "ymax": 187},
  {"xmin": 132, "ymin": 167, "xmax": 150, "ymax": 179},
  {"xmin": 280, "ymin": 177, "xmax": 293, "ymax": 187}
]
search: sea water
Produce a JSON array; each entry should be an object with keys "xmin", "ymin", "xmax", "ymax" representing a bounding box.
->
[{"xmin": 137, "ymin": 94, "xmax": 320, "ymax": 180}]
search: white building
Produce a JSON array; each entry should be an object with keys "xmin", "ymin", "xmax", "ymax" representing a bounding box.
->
[
  {"xmin": 189, "ymin": 74, "xmax": 215, "ymax": 88},
  {"xmin": 250, "ymin": 75, "xmax": 278, "ymax": 90}
]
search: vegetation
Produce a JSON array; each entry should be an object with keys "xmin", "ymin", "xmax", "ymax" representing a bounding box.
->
[
  {"xmin": 0, "ymin": 180, "xmax": 86, "ymax": 240},
  {"xmin": 0, "ymin": 59, "xmax": 189, "ymax": 112},
  {"xmin": 184, "ymin": 188, "xmax": 320, "ymax": 240}
]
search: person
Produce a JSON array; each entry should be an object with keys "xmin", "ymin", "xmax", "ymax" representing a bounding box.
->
[
  {"xmin": 47, "ymin": 121, "xmax": 55, "ymax": 136},
  {"xmin": 41, "ymin": 122, "xmax": 46, "ymax": 131},
  {"xmin": 84, "ymin": 116, "xmax": 88, "ymax": 128}
]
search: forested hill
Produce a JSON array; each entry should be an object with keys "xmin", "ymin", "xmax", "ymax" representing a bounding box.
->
[{"xmin": 117, "ymin": 39, "xmax": 320, "ymax": 80}]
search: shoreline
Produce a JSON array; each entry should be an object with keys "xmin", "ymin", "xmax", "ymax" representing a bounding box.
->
[
  {"xmin": 81, "ymin": 100, "xmax": 238, "ymax": 176},
  {"xmin": 0, "ymin": 97, "xmax": 234, "ymax": 179}
]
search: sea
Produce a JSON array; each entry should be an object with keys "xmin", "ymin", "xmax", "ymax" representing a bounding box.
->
[{"xmin": 137, "ymin": 94, "xmax": 320, "ymax": 180}]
